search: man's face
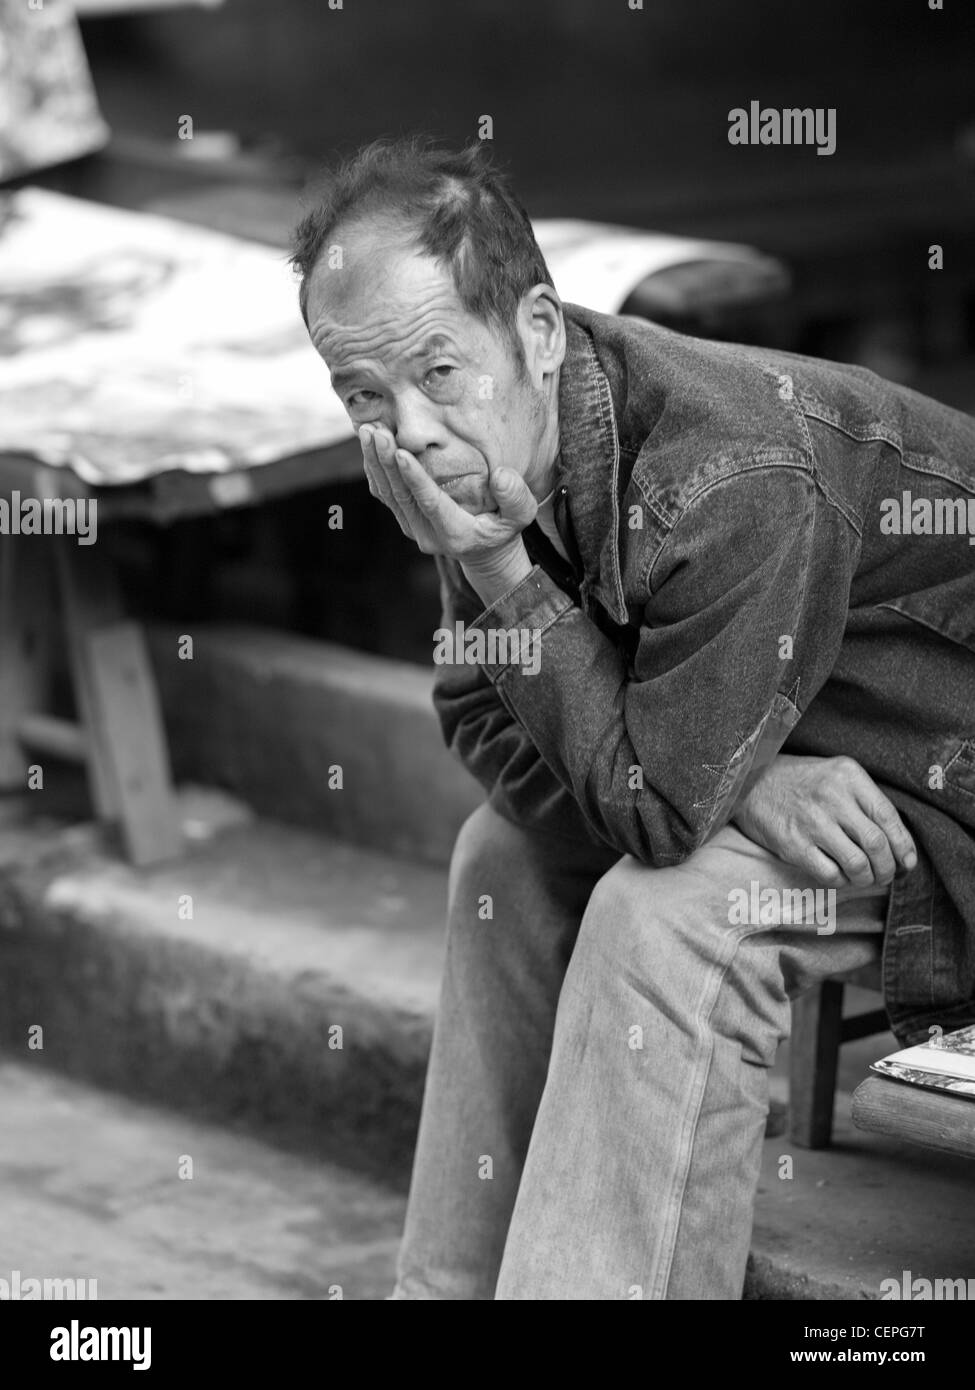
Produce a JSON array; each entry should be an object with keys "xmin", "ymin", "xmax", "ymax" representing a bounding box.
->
[{"xmin": 305, "ymin": 230, "xmax": 553, "ymax": 514}]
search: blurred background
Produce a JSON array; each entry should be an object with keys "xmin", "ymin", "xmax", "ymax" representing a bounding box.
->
[
  {"xmin": 11, "ymin": 0, "xmax": 975, "ymax": 663},
  {"xmin": 1, "ymin": 0, "xmax": 974, "ymax": 1302}
]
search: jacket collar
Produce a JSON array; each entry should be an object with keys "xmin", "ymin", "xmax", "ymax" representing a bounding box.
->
[{"xmin": 554, "ymin": 305, "xmax": 629, "ymax": 625}]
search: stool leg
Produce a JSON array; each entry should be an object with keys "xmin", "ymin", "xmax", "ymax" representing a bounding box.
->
[{"xmin": 789, "ymin": 979, "xmax": 845, "ymax": 1149}]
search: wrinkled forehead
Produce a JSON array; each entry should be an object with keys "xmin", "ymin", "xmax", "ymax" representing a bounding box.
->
[{"xmin": 305, "ymin": 228, "xmax": 470, "ymax": 360}]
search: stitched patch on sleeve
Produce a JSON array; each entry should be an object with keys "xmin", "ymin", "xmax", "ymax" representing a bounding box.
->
[{"xmin": 693, "ymin": 682, "xmax": 802, "ymax": 837}]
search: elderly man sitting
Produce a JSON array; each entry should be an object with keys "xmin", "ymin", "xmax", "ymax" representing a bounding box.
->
[{"xmin": 291, "ymin": 138, "xmax": 975, "ymax": 1301}]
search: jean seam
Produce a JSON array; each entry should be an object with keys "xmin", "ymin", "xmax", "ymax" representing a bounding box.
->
[{"xmin": 649, "ymin": 919, "xmax": 766, "ymax": 1298}]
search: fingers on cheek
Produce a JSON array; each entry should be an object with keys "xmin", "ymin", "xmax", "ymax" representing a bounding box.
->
[
  {"xmin": 374, "ymin": 442, "xmax": 394, "ymax": 477},
  {"xmin": 368, "ymin": 439, "xmax": 398, "ymax": 493}
]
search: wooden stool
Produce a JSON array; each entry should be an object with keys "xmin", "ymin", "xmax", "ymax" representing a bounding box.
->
[
  {"xmin": 789, "ymin": 960, "xmax": 888, "ymax": 1148},
  {"xmin": 853, "ymin": 1075, "xmax": 975, "ymax": 1161},
  {"xmin": 0, "ymin": 516, "xmax": 181, "ymax": 867}
]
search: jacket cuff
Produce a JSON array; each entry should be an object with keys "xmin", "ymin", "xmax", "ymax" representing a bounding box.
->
[{"xmin": 471, "ymin": 565, "xmax": 575, "ymax": 681}]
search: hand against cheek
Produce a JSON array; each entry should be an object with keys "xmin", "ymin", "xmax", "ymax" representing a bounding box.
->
[
  {"xmin": 360, "ymin": 424, "xmax": 419, "ymax": 541},
  {"xmin": 359, "ymin": 423, "xmax": 537, "ymax": 565}
]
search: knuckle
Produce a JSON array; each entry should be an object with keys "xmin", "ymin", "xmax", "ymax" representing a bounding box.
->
[
  {"xmin": 803, "ymin": 850, "xmax": 832, "ymax": 880},
  {"xmin": 831, "ymin": 755, "xmax": 859, "ymax": 778},
  {"xmin": 840, "ymin": 850, "xmax": 870, "ymax": 875},
  {"xmin": 862, "ymin": 827, "xmax": 888, "ymax": 853}
]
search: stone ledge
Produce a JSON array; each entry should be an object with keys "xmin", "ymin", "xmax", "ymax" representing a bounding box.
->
[
  {"xmin": 146, "ymin": 622, "xmax": 482, "ymax": 868},
  {"xmin": 0, "ymin": 791, "xmax": 446, "ymax": 1187}
]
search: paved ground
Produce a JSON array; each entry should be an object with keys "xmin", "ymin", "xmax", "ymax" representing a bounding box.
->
[
  {"xmin": 3, "ymin": 1055, "xmax": 973, "ymax": 1302},
  {"xmin": 0, "ymin": 1061, "xmax": 403, "ymax": 1301}
]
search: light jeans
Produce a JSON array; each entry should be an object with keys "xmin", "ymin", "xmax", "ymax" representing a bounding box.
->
[{"xmin": 392, "ymin": 802, "xmax": 889, "ymax": 1300}]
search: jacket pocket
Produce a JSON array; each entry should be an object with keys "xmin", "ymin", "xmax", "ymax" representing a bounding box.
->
[{"xmin": 879, "ymin": 577, "xmax": 975, "ymax": 654}]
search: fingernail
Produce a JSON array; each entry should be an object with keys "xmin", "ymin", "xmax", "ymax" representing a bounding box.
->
[
  {"xmin": 904, "ymin": 850, "xmax": 917, "ymax": 869},
  {"xmin": 494, "ymin": 468, "xmax": 511, "ymax": 487},
  {"xmin": 359, "ymin": 425, "xmax": 372, "ymax": 443}
]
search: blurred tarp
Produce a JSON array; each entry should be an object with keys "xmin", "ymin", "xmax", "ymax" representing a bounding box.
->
[
  {"xmin": 0, "ymin": 187, "xmax": 345, "ymax": 488},
  {"xmin": 0, "ymin": 188, "xmax": 783, "ymax": 493},
  {"xmin": 0, "ymin": 0, "xmax": 109, "ymax": 182}
]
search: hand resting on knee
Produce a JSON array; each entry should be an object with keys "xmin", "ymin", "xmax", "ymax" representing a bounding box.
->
[{"xmin": 731, "ymin": 754, "xmax": 917, "ymax": 891}]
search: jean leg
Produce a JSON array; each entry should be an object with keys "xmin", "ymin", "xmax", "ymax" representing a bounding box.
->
[
  {"xmin": 494, "ymin": 823, "xmax": 888, "ymax": 1300},
  {"xmin": 393, "ymin": 802, "xmax": 618, "ymax": 1299}
]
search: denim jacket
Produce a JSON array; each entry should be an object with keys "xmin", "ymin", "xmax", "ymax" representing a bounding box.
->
[{"xmin": 433, "ymin": 303, "xmax": 975, "ymax": 1045}]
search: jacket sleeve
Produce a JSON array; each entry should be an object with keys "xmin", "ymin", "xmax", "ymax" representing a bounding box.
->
[
  {"xmin": 464, "ymin": 466, "xmax": 861, "ymax": 866},
  {"xmin": 432, "ymin": 553, "xmax": 617, "ymax": 849}
]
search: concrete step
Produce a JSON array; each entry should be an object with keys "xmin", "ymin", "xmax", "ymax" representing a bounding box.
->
[
  {"xmin": 0, "ymin": 786, "xmax": 446, "ymax": 1186},
  {"xmin": 146, "ymin": 622, "xmax": 481, "ymax": 868},
  {"xmin": 747, "ymin": 1096, "xmax": 975, "ymax": 1299},
  {"xmin": 2, "ymin": 786, "xmax": 973, "ymax": 1299}
]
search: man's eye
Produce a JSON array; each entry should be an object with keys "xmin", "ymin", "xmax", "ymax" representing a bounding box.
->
[
  {"xmin": 425, "ymin": 365, "xmax": 457, "ymax": 388},
  {"xmin": 347, "ymin": 390, "xmax": 380, "ymax": 408}
]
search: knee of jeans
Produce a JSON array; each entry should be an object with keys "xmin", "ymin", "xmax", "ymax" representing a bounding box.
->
[
  {"xmin": 449, "ymin": 799, "xmax": 513, "ymax": 874},
  {"xmin": 573, "ymin": 856, "xmax": 793, "ymax": 1061},
  {"xmin": 574, "ymin": 856, "xmax": 697, "ymax": 974},
  {"xmin": 573, "ymin": 849, "xmax": 754, "ymax": 990},
  {"xmin": 446, "ymin": 801, "xmax": 538, "ymax": 920}
]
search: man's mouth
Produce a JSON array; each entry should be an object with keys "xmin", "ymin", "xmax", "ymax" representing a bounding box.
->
[{"xmin": 437, "ymin": 473, "xmax": 476, "ymax": 493}]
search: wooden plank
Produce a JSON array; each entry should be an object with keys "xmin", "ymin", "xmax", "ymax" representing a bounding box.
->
[
  {"xmin": 0, "ymin": 534, "xmax": 56, "ymax": 787},
  {"xmin": 43, "ymin": 527, "xmax": 181, "ymax": 865},
  {"xmin": 17, "ymin": 713, "xmax": 87, "ymax": 764},
  {"xmin": 0, "ymin": 439, "xmax": 365, "ymax": 529},
  {"xmin": 54, "ymin": 543, "xmax": 125, "ymax": 819},
  {"xmin": 789, "ymin": 979, "xmax": 845, "ymax": 1149},
  {"xmin": 852, "ymin": 1076, "xmax": 975, "ymax": 1161},
  {"xmin": 85, "ymin": 622, "xmax": 182, "ymax": 866}
]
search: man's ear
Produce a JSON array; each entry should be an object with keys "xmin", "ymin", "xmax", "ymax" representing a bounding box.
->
[{"xmin": 519, "ymin": 284, "xmax": 565, "ymax": 386}]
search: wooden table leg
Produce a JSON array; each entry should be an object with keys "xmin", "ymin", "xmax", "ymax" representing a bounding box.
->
[
  {"xmin": 55, "ymin": 544, "xmax": 182, "ymax": 866},
  {"xmin": 54, "ymin": 542, "xmax": 122, "ymax": 821}
]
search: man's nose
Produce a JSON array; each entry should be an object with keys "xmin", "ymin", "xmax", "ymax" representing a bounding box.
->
[{"xmin": 392, "ymin": 390, "xmax": 447, "ymax": 461}]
